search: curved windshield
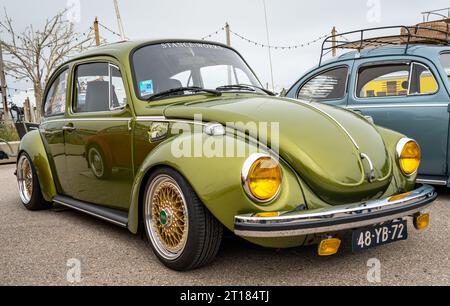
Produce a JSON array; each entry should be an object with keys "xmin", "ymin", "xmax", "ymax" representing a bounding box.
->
[{"xmin": 132, "ymin": 42, "xmax": 263, "ymax": 99}]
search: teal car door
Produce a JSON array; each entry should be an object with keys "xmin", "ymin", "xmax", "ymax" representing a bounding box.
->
[{"xmin": 348, "ymin": 57, "xmax": 449, "ymax": 179}]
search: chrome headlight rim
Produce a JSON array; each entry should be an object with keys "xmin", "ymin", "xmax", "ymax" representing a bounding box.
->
[
  {"xmin": 396, "ymin": 137, "xmax": 421, "ymax": 177},
  {"xmin": 241, "ymin": 153, "xmax": 283, "ymax": 203}
]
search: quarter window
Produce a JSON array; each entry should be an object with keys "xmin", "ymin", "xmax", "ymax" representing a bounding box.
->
[
  {"xmin": 439, "ymin": 53, "xmax": 450, "ymax": 81},
  {"xmin": 44, "ymin": 69, "xmax": 68, "ymax": 116},
  {"xmin": 297, "ymin": 67, "xmax": 348, "ymax": 100},
  {"xmin": 73, "ymin": 62, "xmax": 127, "ymax": 113},
  {"xmin": 357, "ymin": 62, "xmax": 438, "ymax": 99}
]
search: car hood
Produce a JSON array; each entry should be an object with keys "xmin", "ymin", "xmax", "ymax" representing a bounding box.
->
[{"xmin": 163, "ymin": 95, "xmax": 392, "ymax": 205}]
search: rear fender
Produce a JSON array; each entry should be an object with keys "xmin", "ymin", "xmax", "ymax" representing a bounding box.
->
[{"xmin": 18, "ymin": 130, "xmax": 57, "ymax": 201}]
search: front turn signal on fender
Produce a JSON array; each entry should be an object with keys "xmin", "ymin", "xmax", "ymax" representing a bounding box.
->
[{"xmin": 396, "ymin": 138, "xmax": 421, "ymax": 176}]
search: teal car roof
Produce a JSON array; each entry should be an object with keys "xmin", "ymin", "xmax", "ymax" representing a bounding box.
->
[{"xmin": 319, "ymin": 44, "xmax": 450, "ymax": 67}]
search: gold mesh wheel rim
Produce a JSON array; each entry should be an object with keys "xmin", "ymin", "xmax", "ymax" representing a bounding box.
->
[
  {"xmin": 17, "ymin": 155, "xmax": 33, "ymax": 204},
  {"xmin": 145, "ymin": 175, "xmax": 189, "ymax": 260}
]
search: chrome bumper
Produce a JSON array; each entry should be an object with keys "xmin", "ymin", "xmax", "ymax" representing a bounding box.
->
[{"xmin": 234, "ymin": 185, "xmax": 437, "ymax": 238}]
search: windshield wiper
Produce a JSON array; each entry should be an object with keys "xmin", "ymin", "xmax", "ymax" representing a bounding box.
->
[
  {"xmin": 146, "ymin": 86, "xmax": 222, "ymax": 102},
  {"xmin": 216, "ymin": 84, "xmax": 275, "ymax": 96}
]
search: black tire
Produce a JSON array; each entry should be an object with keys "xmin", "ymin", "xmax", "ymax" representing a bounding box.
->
[
  {"xmin": 143, "ymin": 167, "xmax": 223, "ymax": 271},
  {"xmin": 16, "ymin": 152, "xmax": 52, "ymax": 211}
]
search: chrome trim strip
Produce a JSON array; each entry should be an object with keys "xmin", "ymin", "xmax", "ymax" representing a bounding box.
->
[
  {"xmin": 42, "ymin": 117, "xmax": 132, "ymax": 123},
  {"xmin": 300, "ymin": 101, "xmax": 360, "ymax": 150},
  {"xmin": 416, "ymin": 178, "xmax": 447, "ymax": 186},
  {"xmin": 53, "ymin": 199, "xmax": 128, "ymax": 228},
  {"xmin": 348, "ymin": 103, "xmax": 448, "ymax": 109},
  {"xmin": 234, "ymin": 184, "xmax": 436, "ymax": 238}
]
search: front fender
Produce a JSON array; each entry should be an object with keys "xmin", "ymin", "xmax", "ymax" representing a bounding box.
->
[
  {"xmin": 127, "ymin": 132, "xmax": 306, "ymax": 236},
  {"xmin": 18, "ymin": 130, "xmax": 57, "ymax": 202}
]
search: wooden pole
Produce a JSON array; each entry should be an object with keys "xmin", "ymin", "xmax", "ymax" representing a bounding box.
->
[
  {"xmin": 113, "ymin": 0, "xmax": 126, "ymax": 40},
  {"xmin": 0, "ymin": 41, "xmax": 10, "ymax": 121},
  {"xmin": 24, "ymin": 97, "xmax": 31, "ymax": 122},
  {"xmin": 332, "ymin": 26, "xmax": 337, "ymax": 57},
  {"xmin": 94, "ymin": 17, "xmax": 101, "ymax": 47},
  {"xmin": 225, "ymin": 22, "xmax": 232, "ymax": 85},
  {"xmin": 225, "ymin": 22, "xmax": 231, "ymax": 46}
]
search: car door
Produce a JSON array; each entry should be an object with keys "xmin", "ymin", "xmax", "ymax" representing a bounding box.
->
[
  {"xmin": 63, "ymin": 60, "xmax": 134, "ymax": 210},
  {"xmin": 40, "ymin": 67, "xmax": 70, "ymax": 189},
  {"xmin": 286, "ymin": 61, "xmax": 354, "ymax": 107},
  {"xmin": 348, "ymin": 58, "xmax": 449, "ymax": 179}
]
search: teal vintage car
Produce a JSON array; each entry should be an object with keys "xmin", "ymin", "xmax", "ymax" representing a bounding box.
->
[
  {"xmin": 286, "ymin": 26, "xmax": 450, "ymax": 187},
  {"xmin": 16, "ymin": 39, "xmax": 436, "ymax": 271}
]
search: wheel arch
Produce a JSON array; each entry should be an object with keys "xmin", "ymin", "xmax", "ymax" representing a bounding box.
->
[{"xmin": 18, "ymin": 130, "xmax": 57, "ymax": 202}]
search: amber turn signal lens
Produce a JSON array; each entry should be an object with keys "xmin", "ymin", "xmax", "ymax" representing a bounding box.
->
[
  {"xmin": 397, "ymin": 139, "xmax": 421, "ymax": 176},
  {"xmin": 414, "ymin": 213, "xmax": 430, "ymax": 230},
  {"xmin": 254, "ymin": 211, "xmax": 280, "ymax": 218},
  {"xmin": 245, "ymin": 156, "xmax": 282, "ymax": 202},
  {"xmin": 318, "ymin": 238, "xmax": 341, "ymax": 256}
]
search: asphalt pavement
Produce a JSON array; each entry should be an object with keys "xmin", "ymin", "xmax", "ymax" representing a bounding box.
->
[{"xmin": 1, "ymin": 163, "xmax": 449, "ymax": 285}]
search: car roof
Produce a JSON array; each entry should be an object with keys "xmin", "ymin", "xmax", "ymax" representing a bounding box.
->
[
  {"xmin": 319, "ymin": 44, "xmax": 450, "ymax": 67},
  {"xmin": 62, "ymin": 39, "xmax": 231, "ymax": 65}
]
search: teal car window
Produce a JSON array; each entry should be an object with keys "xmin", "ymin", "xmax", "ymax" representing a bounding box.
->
[
  {"xmin": 439, "ymin": 53, "xmax": 450, "ymax": 81},
  {"xmin": 73, "ymin": 62, "xmax": 127, "ymax": 113},
  {"xmin": 43, "ymin": 69, "xmax": 68, "ymax": 117},
  {"xmin": 297, "ymin": 66, "xmax": 348, "ymax": 100},
  {"xmin": 357, "ymin": 62, "xmax": 438, "ymax": 98},
  {"xmin": 132, "ymin": 42, "xmax": 262, "ymax": 99}
]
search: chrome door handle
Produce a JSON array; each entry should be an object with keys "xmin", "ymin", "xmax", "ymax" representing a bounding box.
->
[{"xmin": 62, "ymin": 125, "xmax": 76, "ymax": 132}]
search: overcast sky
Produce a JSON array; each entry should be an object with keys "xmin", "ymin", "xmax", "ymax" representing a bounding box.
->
[{"xmin": 2, "ymin": 0, "xmax": 450, "ymax": 96}]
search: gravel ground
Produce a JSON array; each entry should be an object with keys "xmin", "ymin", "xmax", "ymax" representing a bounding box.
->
[{"xmin": 0, "ymin": 163, "xmax": 449, "ymax": 286}]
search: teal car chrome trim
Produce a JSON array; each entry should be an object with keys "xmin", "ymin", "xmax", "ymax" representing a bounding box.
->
[
  {"xmin": 347, "ymin": 103, "xmax": 448, "ymax": 109},
  {"xmin": 416, "ymin": 178, "xmax": 447, "ymax": 185},
  {"xmin": 234, "ymin": 184, "xmax": 436, "ymax": 238}
]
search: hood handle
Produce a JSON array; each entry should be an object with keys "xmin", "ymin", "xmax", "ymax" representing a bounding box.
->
[{"xmin": 360, "ymin": 153, "xmax": 376, "ymax": 183}]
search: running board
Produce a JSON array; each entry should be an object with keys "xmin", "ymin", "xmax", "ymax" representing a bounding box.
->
[{"xmin": 53, "ymin": 195, "xmax": 128, "ymax": 228}]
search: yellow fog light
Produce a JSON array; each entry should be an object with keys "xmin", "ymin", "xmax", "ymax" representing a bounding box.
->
[
  {"xmin": 414, "ymin": 213, "xmax": 430, "ymax": 230},
  {"xmin": 318, "ymin": 238, "xmax": 341, "ymax": 256},
  {"xmin": 242, "ymin": 154, "xmax": 282, "ymax": 203},
  {"xmin": 396, "ymin": 138, "xmax": 421, "ymax": 176},
  {"xmin": 254, "ymin": 211, "xmax": 280, "ymax": 218}
]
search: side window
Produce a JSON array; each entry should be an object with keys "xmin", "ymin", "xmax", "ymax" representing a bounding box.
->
[
  {"xmin": 357, "ymin": 64, "xmax": 410, "ymax": 98},
  {"xmin": 44, "ymin": 69, "xmax": 68, "ymax": 116},
  {"xmin": 297, "ymin": 67, "xmax": 348, "ymax": 100},
  {"xmin": 74, "ymin": 62, "xmax": 127, "ymax": 113},
  {"xmin": 410, "ymin": 63, "xmax": 438, "ymax": 95},
  {"xmin": 357, "ymin": 62, "xmax": 438, "ymax": 99},
  {"xmin": 439, "ymin": 53, "xmax": 450, "ymax": 81}
]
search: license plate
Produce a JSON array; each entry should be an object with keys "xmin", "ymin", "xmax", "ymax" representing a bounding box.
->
[{"xmin": 352, "ymin": 220, "xmax": 408, "ymax": 251}]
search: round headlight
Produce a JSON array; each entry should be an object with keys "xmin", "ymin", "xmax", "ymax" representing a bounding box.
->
[
  {"xmin": 242, "ymin": 153, "xmax": 282, "ymax": 203},
  {"xmin": 396, "ymin": 138, "xmax": 421, "ymax": 176}
]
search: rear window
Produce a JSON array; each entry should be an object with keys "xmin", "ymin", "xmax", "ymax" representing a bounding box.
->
[{"xmin": 440, "ymin": 53, "xmax": 450, "ymax": 80}]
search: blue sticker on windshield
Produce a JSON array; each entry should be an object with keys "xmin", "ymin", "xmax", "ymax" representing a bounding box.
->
[{"xmin": 140, "ymin": 80, "xmax": 154, "ymax": 96}]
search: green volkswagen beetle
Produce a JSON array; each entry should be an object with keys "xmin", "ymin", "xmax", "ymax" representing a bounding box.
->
[{"xmin": 16, "ymin": 39, "xmax": 437, "ymax": 271}]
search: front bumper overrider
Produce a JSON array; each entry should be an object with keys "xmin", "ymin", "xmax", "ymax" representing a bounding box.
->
[{"xmin": 234, "ymin": 184, "xmax": 437, "ymax": 238}]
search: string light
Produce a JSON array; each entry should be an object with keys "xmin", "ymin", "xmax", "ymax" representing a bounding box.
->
[
  {"xmin": 201, "ymin": 26, "xmax": 328, "ymax": 50},
  {"xmin": 98, "ymin": 22, "xmax": 122, "ymax": 38}
]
